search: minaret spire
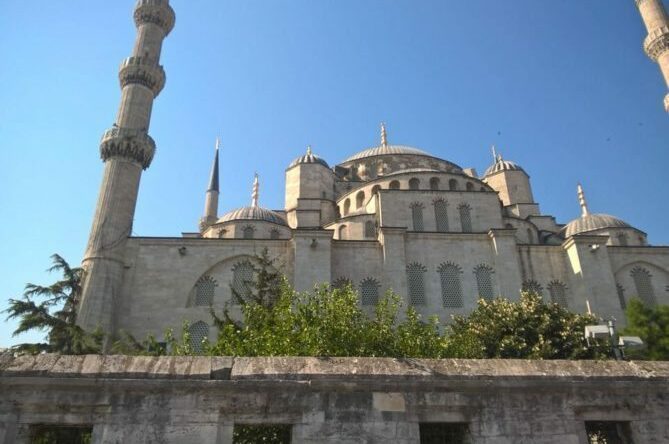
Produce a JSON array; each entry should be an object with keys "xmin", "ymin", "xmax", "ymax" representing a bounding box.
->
[
  {"xmin": 251, "ymin": 173, "xmax": 260, "ymax": 207},
  {"xmin": 635, "ymin": 0, "xmax": 669, "ymax": 112},
  {"xmin": 201, "ymin": 138, "xmax": 220, "ymax": 228},
  {"xmin": 577, "ymin": 183, "xmax": 590, "ymax": 217},
  {"xmin": 491, "ymin": 145, "xmax": 498, "ymax": 162},
  {"xmin": 380, "ymin": 122, "xmax": 388, "ymax": 148}
]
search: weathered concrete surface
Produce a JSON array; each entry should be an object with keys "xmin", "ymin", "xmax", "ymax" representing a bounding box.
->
[{"xmin": 1, "ymin": 355, "xmax": 668, "ymax": 443}]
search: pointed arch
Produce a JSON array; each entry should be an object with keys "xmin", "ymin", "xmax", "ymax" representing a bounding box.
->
[
  {"xmin": 332, "ymin": 277, "xmax": 352, "ymax": 290},
  {"xmin": 466, "ymin": 182, "xmax": 474, "ymax": 191},
  {"xmin": 473, "ymin": 264, "xmax": 495, "ymax": 300},
  {"xmin": 355, "ymin": 190, "xmax": 365, "ymax": 209},
  {"xmin": 631, "ymin": 266, "xmax": 656, "ymax": 306},
  {"xmin": 231, "ymin": 260, "xmax": 254, "ymax": 304},
  {"xmin": 338, "ymin": 225, "xmax": 348, "ymax": 240},
  {"xmin": 438, "ymin": 262, "xmax": 463, "ymax": 308},
  {"xmin": 521, "ymin": 279, "xmax": 543, "ymax": 297},
  {"xmin": 242, "ymin": 225, "xmax": 255, "ymax": 239},
  {"xmin": 364, "ymin": 220, "xmax": 376, "ymax": 238},
  {"xmin": 409, "ymin": 178, "xmax": 420, "ymax": 190},
  {"xmin": 188, "ymin": 321, "xmax": 209, "ymax": 353},
  {"xmin": 458, "ymin": 204, "xmax": 472, "ymax": 233},
  {"xmin": 194, "ymin": 275, "xmax": 217, "ymax": 306},
  {"xmin": 448, "ymin": 179, "xmax": 458, "ymax": 190},
  {"xmin": 429, "ymin": 177, "xmax": 440, "ymax": 190},
  {"xmin": 407, "ymin": 262, "xmax": 427, "ymax": 305},
  {"xmin": 359, "ymin": 277, "xmax": 381, "ymax": 306},
  {"xmin": 410, "ymin": 202, "xmax": 425, "ymax": 231},
  {"xmin": 433, "ymin": 199, "xmax": 449, "ymax": 232},
  {"xmin": 389, "ymin": 180, "xmax": 400, "ymax": 190},
  {"xmin": 547, "ymin": 280, "xmax": 568, "ymax": 307}
]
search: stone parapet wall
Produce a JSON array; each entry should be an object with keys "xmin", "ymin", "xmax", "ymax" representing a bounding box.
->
[{"xmin": 1, "ymin": 355, "xmax": 668, "ymax": 443}]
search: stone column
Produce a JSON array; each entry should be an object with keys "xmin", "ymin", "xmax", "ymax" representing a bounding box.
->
[
  {"xmin": 636, "ymin": 0, "xmax": 669, "ymax": 112},
  {"xmin": 78, "ymin": 0, "xmax": 175, "ymax": 339},
  {"xmin": 379, "ymin": 227, "xmax": 408, "ymax": 302}
]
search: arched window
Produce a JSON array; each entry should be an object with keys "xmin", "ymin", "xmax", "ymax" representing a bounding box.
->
[
  {"xmin": 547, "ymin": 280, "xmax": 568, "ymax": 307},
  {"xmin": 242, "ymin": 225, "xmax": 255, "ymax": 239},
  {"xmin": 231, "ymin": 261, "xmax": 254, "ymax": 304},
  {"xmin": 480, "ymin": 186, "xmax": 487, "ymax": 192},
  {"xmin": 458, "ymin": 204, "xmax": 472, "ymax": 233},
  {"xmin": 343, "ymin": 199, "xmax": 351, "ymax": 215},
  {"xmin": 218, "ymin": 229, "xmax": 227, "ymax": 239},
  {"xmin": 338, "ymin": 225, "xmax": 348, "ymax": 240},
  {"xmin": 438, "ymin": 262, "xmax": 463, "ymax": 308},
  {"xmin": 364, "ymin": 220, "xmax": 376, "ymax": 238},
  {"xmin": 359, "ymin": 277, "xmax": 381, "ymax": 306},
  {"xmin": 522, "ymin": 279, "xmax": 543, "ymax": 297},
  {"xmin": 410, "ymin": 202, "xmax": 424, "ymax": 231},
  {"xmin": 194, "ymin": 275, "xmax": 217, "ymax": 306},
  {"xmin": 407, "ymin": 262, "xmax": 427, "ymax": 305},
  {"xmin": 371, "ymin": 185, "xmax": 381, "ymax": 195},
  {"xmin": 616, "ymin": 283, "xmax": 627, "ymax": 310},
  {"xmin": 356, "ymin": 191, "xmax": 365, "ymax": 209},
  {"xmin": 409, "ymin": 178, "xmax": 420, "ymax": 190},
  {"xmin": 474, "ymin": 264, "xmax": 494, "ymax": 301},
  {"xmin": 332, "ymin": 277, "xmax": 352, "ymax": 290},
  {"xmin": 430, "ymin": 177, "xmax": 440, "ymax": 190},
  {"xmin": 505, "ymin": 223, "xmax": 514, "ymax": 229},
  {"xmin": 526, "ymin": 228, "xmax": 534, "ymax": 244},
  {"xmin": 631, "ymin": 266, "xmax": 656, "ymax": 306},
  {"xmin": 466, "ymin": 182, "xmax": 474, "ymax": 192},
  {"xmin": 189, "ymin": 321, "xmax": 209, "ymax": 353},
  {"xmin": 270, "ymin": 228, "xmax": 280, "ymax": 240},
  {"xmin": 617, "ymin": 233, "xmax": 628, "ymax": 246},
  {"xmin": 434, "ymin": 199, "xmax": 449, "ymax": 232},
  {"xmin": 448, "ymin": 179, "xmax": 458, "ymax": 190},
  {"xmin": 389, "ymin": 180, "xmax": 400, "ymax": 190}
]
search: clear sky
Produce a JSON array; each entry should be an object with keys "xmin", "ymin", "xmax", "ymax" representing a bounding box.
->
[{"xmin": 0, "ymin": 0, "xmax": 667, "ymax": 347}]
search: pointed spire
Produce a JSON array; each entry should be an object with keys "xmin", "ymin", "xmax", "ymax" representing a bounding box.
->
[
  {"xmin": 491, "ymin": 145, "xmax": 498, "ymax": 162},
  {"xmin": 251, "ymin": 173, "xmax": 259, "ymax": 207},
  {"xmin": 577, "ymin": 183, "xmax": 589, "ymax": 217},
  {"xmin": 306, "ymin": 145, "xmax": 312, "ymax": 156},
  {"xmin": 207, "ymin": 138, "xmax": 220, "ymax": 192},
  {"xmin": 380, "ymin": 122, "xmax": 388, "ymax": 148}
]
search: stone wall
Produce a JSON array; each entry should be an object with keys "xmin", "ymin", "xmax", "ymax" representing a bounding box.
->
[{"xmin": 1, "ymin": 355, "xmax": 668, "ymax": 444}]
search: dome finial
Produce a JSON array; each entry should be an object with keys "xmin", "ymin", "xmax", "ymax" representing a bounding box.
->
[
  {"xmin": 251, "ymin": 173, "xmax": 259, "ymax": 208},
  {"xmin": 491, "ymin": 145, "xmax": 498, "ymax": 162},
  {"xmin": 380, "ymin": 122, "xmax": 388, "ymax": 148},
  {"xmin": 577, "ymin": 182, "xmax": 589, "ymax": 217},
  {"xmin": 306, "ymin": 145, "xmax": 312, "ymax": 156}
]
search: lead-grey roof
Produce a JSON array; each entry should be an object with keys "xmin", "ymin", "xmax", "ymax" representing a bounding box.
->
[
  {"xmin": 484, "ymin": 159, "xmax": 526, "ymax": 177},
  {"xmin": 342, "ymin": 144, "xmax": 433, "ymax": 163},
  {"xmin": 562, "ymin": 213, "xmax": 632, "ymax": 238},
  {"xmin": 217, "ymin": 206, "xmax": 288, "ymax": 226},
  {"xmin": 288, "ymin": 152, "xmax": 329, "ymax": 168}
]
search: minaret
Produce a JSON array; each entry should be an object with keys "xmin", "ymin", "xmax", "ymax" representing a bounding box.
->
[
  {"xmin": 577, "ymin": 183, "xmax": 590, "ymax": 217},
  {"xmin": 380, "ymin": 122, "xmax": 388, "ymax": 148},
  {"xmin": 251, "ymin": 173, "xmax": 260, "ymax": 207},
  {"xmin": 78, "ymin": 0, "xmax": 175, "ymax": 336},
  {"xmin": 635, "ymin": 0, "xmax": 669, "ymax": 112},
  {"xmin": 201, "ymin": 138, "xmax": 220, "ymax": 229}
]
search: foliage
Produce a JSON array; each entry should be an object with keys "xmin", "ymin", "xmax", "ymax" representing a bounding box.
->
[
  {"xmin": 622, "ymin": 299, "xmax": 669, "ymax": 360},
  {"xmin": 445, "ymin": 292, "xmax": 604, "ymax": 359},
  {"xmin": 3, "ymin": 254, "xmax": 102, "ymax": 354},
  {"xmin": 30, "ymin": 425, "xmax": 92, "ymax": 444},
  {"xmin": 232, "ymin": 424, "xmax": 291, "ymax": 444}
]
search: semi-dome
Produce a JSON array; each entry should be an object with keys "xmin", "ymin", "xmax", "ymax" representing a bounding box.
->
[
  {"xmin": 217, "ymin": 206, "xmax": 287, "ymax": 226},
  {"xmin": 288, "ymin": 146, "xmax": 329, "ymax": 168},
  {"xmin": 562, "ymin": 213, "xmax": 631, "ymax": 238}
]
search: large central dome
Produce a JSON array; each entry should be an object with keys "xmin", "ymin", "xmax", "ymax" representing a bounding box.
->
[{"xmin": 343, "ymin": 144, "xmax": 433, "ymax": 163}]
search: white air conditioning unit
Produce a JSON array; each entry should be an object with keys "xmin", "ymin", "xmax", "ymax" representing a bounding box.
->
[
  {"xmin": 618, "ymin": 336, "xmax": 645, "ymax": 349},
  {"xmin": 584, "ymin": 325, "xmax": 610, "ymax": 340}
]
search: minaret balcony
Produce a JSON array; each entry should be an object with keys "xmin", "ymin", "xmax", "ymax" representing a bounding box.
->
[
  {"xmin": 119, "ymin": 56, "xmax": 166, "ymax": 97},
  {"xmin": 644, "ymin": 26, "xmax": 669, "ymax": 61},
  {"xmin": 134, "ymin": 0, "xmax": 175, "ymax": 36},
  {"xmin": 100, "ymin": 127, "xmax": 156, "ymax": 170}
]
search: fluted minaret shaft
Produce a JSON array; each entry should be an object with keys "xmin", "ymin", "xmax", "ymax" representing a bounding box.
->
[
  {"xmin": 636, "ymin": 0, "xmax": 669, "ymax": 112},
  {"xmin": 78, "ymin": 0, "xmax": 175, "ymax": 337}
]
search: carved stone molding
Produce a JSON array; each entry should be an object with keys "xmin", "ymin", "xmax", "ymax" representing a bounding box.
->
[
  {"xmin": 118, "ymin": 56, "xmax": 166, "ymax": 96},
  {"xmin": 99, "ymin": 127, "xmax": 156, "ymax": 169},
  {"xmin": 644, "ymin": 26, "xmax": 669, "ymax": 60},
  {"xmin": 134, "ymin": 0, "xmax": 176, "ymax": 36}
]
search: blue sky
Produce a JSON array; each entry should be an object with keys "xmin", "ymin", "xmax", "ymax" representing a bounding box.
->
[{"xmin": 1, "ymin": 0, "xmax": 667, "ymax": 347}]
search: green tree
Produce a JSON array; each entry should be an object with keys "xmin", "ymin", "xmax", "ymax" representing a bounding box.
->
[
  {"xmin": 622, "ymin": 299, "xmax": 669, "ymax": 360},
  {"xmin": 3, "ymin": 254, "xmax": 102, "ymax": 354}
]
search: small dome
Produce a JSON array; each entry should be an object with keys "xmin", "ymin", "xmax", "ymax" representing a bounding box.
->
[
  {"xmin": 484, "ymin": 158, "xmax": 526, "ymax": 176},
  {"xmin": 217, "ymin": 206, "xmax": 288, "ymax": 226},
  {"xmin": 343, "ymin": 144, "xmax": 433, "ymax": 163},
  {"xmin": 562, "ymin": 214, "xmax": 631, "ymax": 238},
  {"xmin": 288, "ymin": 150, "xmax": 329, "ymax": 169}
]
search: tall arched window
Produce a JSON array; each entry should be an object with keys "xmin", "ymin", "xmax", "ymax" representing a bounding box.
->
[
  {"xmin": 458, "ymin": 204, "xmax": 472, "ymax": 233},
  {"xmin": 407, "ymin": 262, "xmax": 427, "ymax": 305},
  {"xmin": 616, "ymin": 283, "xmax": 627, "ymax": 310},
  {"xmin": 410, "ymin": 202, "xmax": 424, "ymax": 231},
  {"xmin": 364, "ymin": 220, "xmax": 376, "ymax": 238},
  {"xmin": 438, "ymin": 262, "xmax": 463, "ymax": 308},
  {"xmin": 356, "ymin": 191, "xmax": 365, "ymax": 209},
  {"xmin": 434, "ymin": 199, "xmax": 449, "ymax": 232},
  {"xmin": 474, "ymin": 264, "xmax": 495, "ymax": 300},
  {"xmin": 343, "ymin": 198, "xmax": 351, "ymax": 215},
  {"xmin": 189, "ymin": 321, "xmax": 209, "ymax": 353},
  {"xmin": 338, "ymin": 225, "xmax": 348, "ymax": 240},
  {"xmin": 270, "ymin": 228, "xmax": 280, "ymax": 240},
  {"xmin": 389, "ymin": 180, "xmax": 400, "ymax": 190},
  {"xmin": 242, "ymin": 225, "xmax": 255, "ymax": 239},
  {"xmin": 194, "ymin": 275, "xmax": 217, "ymax": 306},
  {"xmin": 231, "ymin": 261, "xmax": 254, "ymax": 304},
  {"xmin": 631, "ymin": 266, "xmax": 656, "ymax": 306},
  {"xmin": 332, "ymin": 277, "xmax": 352, "ymax": 290},
  {"xmin": 409, "ymin": 178, "xmax": 420, "ymax": 190},
  {"xmin": 359, "ymin": 277, "xmax": 381, "ymax": 306},
  {"xmin": 547, "ymin": 281, "xmax": 568, "ymax": 307},
  {"xmin": 430, "ymin": 177, "xmax": 440, "ymax": 190},
  {"xmin": 466, "ymin": 182, "xmax": 474, "ymax": 191},
  {"xmin": 617, "ymin": 233, "xmax": 628, "ymax": 246},
  {"xmin": 448, "ymin": 179, "xmax": 458, "ymax": 190},
  {"xmin": 521, "ymin": 280, "xmax": 543, "ymax": 297}
]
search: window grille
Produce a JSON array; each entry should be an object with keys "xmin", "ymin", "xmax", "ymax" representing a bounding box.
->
[
  {"xmin": 194, "ymin": 275, "xmax": 217, "ymax": 306},
  {"xmin": 231, "ymin": 261, "xmax": 254, "ymax": 304},
  {"xmin": 429, "ymin": 177, "xmax": 440, "ymax": 190},
  {"xmin": 389, "ymin": 180, "xmax": 400, "ymax": 190},
  {"xmin": 411, "ymin": 203, "xmax": 424, "ymax": 231},
  {"xmin": 419, "ymin": 423, "xmax": 470, "ymax": 444},
  {"xmin": 458, "ymin": 204, "xmax": 472, "ymax": 233},
  {"xmin": 407, "ymin": 262, "xmax": 427, "ymax": 305},
  {"xmin": 332, "ymin": 277, "xmax": 352, "ymax": 290},
  {"xmin": 242, "ymin": 225, "xmax": 255, "ymax": 239},
  {"xmin": 409, "ymin": 178, "xmax": 420, "ymax": 190},
  {"xmin": 521, "ymin": 279, "xmax": 543, "ymax": 297},
  {"xmin": 359, "ymin": 278, "xmax": 381, "ymax": 305},
  {"xmin": 189, "ymin": 321, "xmax": 209, "ymax": 353},
  {"xmin": 270, "ymin": 228, "xmax": 280, "ymax": 239},
  {"xmin": 365, "ymin": 220, "xmax": 376, "ymax": 238},
  {"xmin": 438, "ymin": 263, "xmax": 463, "ymax": 308},
  {"xmin": 631, "ymin": 266, "xmax": 656, "ymax": 306},
  {"xmin": 547, "ymin": 280, "xmax": 568, "ymax": 307},
  {"xmin": 616, "ymin": 283, "xmax": 627, "ymax": 310},
  {"xmin": 434, "ymin": 199, "xmax": 449, "ymax": 232},
  {"xmin": 474, "ymin": 264, "xmax": 494, "ymax": 300}
]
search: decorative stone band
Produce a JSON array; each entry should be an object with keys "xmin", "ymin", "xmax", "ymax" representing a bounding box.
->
[
  {"xmin": 100, "ymin": 127, "xmax": 156, "ymax": 169},
  {"xmin": 118, "ymin": 56, "xmax": 166, "ymax": 96},
  {"xmin": 134, "ymin": 0, "xmax": 176, "ymax": 36},
  {"xmin": 644, "ymin": 26, "xmax": 669, "ymax": 60}
]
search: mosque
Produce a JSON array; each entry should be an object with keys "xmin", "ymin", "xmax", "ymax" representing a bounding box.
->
[{"xmin": 76, "ymin": 0, "xmax": 669, "ymax": 345}]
